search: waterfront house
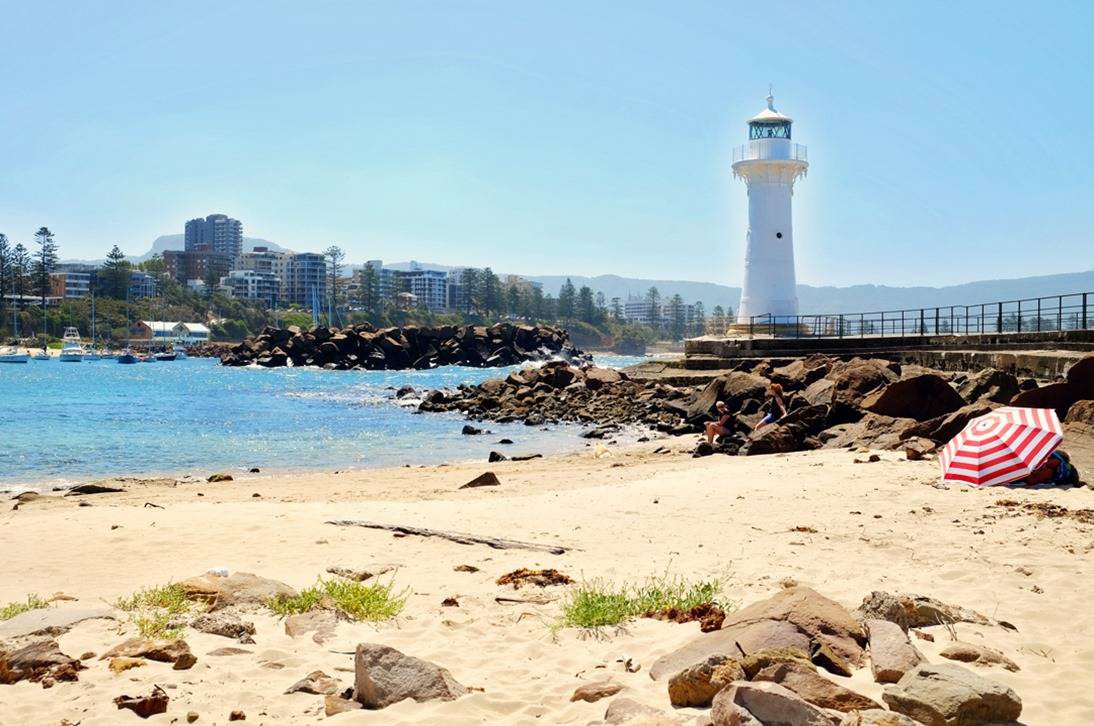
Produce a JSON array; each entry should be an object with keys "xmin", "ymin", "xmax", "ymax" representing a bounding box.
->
[{"xmin": 173, "ymin": 322, "xmax": 211, "ymax": 343}]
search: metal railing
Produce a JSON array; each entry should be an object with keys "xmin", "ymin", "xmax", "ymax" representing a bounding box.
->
[
  {"xmin": 746, "ymin": 291, "xmax": 1092, "ymax": 339},
  {"xmin": 732, "ymin": 142, "xmax": 808, "ymax": 164}
]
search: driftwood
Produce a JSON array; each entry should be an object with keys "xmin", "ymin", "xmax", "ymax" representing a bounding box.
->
[{"xmin": 325, "ymin": 520, "xmax": 571, "ymax": 555}]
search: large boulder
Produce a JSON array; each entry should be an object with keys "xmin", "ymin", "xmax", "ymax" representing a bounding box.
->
[
  {"xmin": 1009, "ymin": 382, "xmax": 1080, "ymax": 420},
  {"xmin": 754, "ymin": 661, "xmax": 883, "ymax": 712},
  {"xmin": 1066, "ymin": 353, "xmax": 1094, "ymax": 397},
  {"xmin": 820, "ymin": 414, "xmax": 917, "ymax": 451},
  {"xmin": 353, "ymin": 643, "xmax": 468, "ymax": 709},
  {"xmin": 1064, "ymin": 399, "xmax": 1094, "ymax": 437},
  {"xmin": 0, "ymin": 639, "xmax": 83, "ymax": 684},
  {"xmin": 667, "ymin": 655, "xmax": 745, "ymax": 707},
  {"xmin": 838, "ymin": 710, "xmax": 922, "ymax": 725},
  {"xmin": 861, "ymin": 374, "xmax": 965, "ymax": 422},
  {"xmin": 179, "ymin": 571, "xmax": 297, "ymax": 609},
  {"xmin": 865, "ymin": 619, "xmax": 924, "ymax": 684},
  {"xmin": 651, "ymin": 587, "xmax": 865, "ymax": 680},
  {"xmin": 900, "ymin": 404, "xmax": 995, "ymax": 445},
  {"xmin": 829, "ymin": 358, "xmax": 899, "ymax": 407},
  {"xmin": 882, "ymin": 663, "xmax": 1021, "ymax": 726},
  {"xmin": 743, "ymin": 425, "xmax": 800, "ymax": 456},
  {"xmin": 585, "ymin": 367, "xmax": 625, "ymax": 390},
  {"xmin": 770, "ymin": 356, "xmax": 833, "ymax": 392},
  {"xmin": 687, "ymin": 372, "xmax": 771, "ymax": 422},
  {"xmin": 712, "ymin": 681, "xmax": 836, "ymax": 726},
  {"xmin": 956, "ymin": 368, "xmax": 1019, "ymax": 405}
]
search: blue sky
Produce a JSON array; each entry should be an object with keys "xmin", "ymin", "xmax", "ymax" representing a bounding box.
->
[{"xmin": 1, "ymin": 0, "xmax": 1092, "ymax": 287}]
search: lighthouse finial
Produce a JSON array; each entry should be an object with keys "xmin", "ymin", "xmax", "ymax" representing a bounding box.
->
[{"xmin": 767, "ymin": 85, "xmax": 775, "ymax": 109}]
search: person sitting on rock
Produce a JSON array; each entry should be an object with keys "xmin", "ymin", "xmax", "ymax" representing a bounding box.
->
[
  {"xmin": 704, "ymin": 401, "xmax": 734, "ymax": 445},
  {"xmin": 756, "ymin": 383, "xmax": 789, "ymax": 428}
]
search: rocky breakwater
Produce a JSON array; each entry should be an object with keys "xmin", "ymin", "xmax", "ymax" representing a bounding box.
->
[{"xmin": 219, "ymin": 323, "xmax": 585, "ymax": 370}]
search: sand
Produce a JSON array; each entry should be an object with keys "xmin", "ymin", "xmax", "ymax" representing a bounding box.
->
[{"xmin": 2, "ymin": 438, "xmax": 1093, "ymax": 724}]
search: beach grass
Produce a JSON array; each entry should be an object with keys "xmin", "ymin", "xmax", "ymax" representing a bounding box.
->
[
  {"xmin": 134, "ymin": 612, "xmax": 186, "ymax": 640},
  {"xmin": 559, "ymin": 574, "xmax": 725, "ymax": 629},
  {"xmin": 114, "ymin": 583, "xmax": 196, "ymax": 640},
  {"xmin": 267, "ymin": 577, "xmax": 407, "ymax": 621},
  {"xmin": 0, "ymin": 594, "xmax": 50, "ymax": 621}
]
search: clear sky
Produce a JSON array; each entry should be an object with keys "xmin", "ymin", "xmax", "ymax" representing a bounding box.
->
[{"xmin": 2, "ymin": 0, "xmax": 1092, "ymax": 287}]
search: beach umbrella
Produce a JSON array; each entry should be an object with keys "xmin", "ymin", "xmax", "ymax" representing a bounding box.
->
[{"xmin": 940, "ymin": 406, "xmax": 1063, "ymax": 486}]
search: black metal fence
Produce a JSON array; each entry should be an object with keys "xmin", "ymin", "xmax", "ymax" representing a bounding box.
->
[{"xmin": 747, "ymin": 291, "xmax": 1092, "ymax": 339}]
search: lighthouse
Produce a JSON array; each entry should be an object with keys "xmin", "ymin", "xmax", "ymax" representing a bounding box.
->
[{"xmin": 732, "ymin": 91, "xmax": 808, "ymax": 329}]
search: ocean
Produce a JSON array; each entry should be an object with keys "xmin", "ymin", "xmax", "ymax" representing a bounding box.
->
[{"xmin": 0, "ymin": 354, "xmax": 645, "ymax": 491}]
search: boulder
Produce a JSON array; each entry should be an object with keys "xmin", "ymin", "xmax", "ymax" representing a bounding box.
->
[
  {"xmin": 865, "ymin": 619, "xmax": 924, "ymax": 684},
  {"xmin": 754, "ymin": 661, "xmax": 883, "ymax": 712},
  {"xmin": 903, "ymin": 437, "xmax": 937, "ymax": 461},
  {"xmin": 861, "ymin": 375, "xmax": 965, "ymax": 422},
  {"xmin": 902, "ymin": 404, "xmax": 995, "ymax": 445},
  {"xmin": 1064, "ymin": 399, "xmax": 1094, "ymax": 437},
  {"xmin": 956, "ymin": 368, "xmax": 1019, "ymax": 405},
  {"xmin": 882, "ymin": 663, "xmax": 1021, "ymax": 726},
  {"xmin": 284, "ymin": 610, "xmax": 340, "ymax": 644},
  {"xmin": 285, "ymin": 670, "xmax": 341, "ymax": 695},
  {"xmin": 353, "ymin": 643, "xmax": 468, "ymax": 709},
  {"xmin": 743, "ymin": 425, "xmax": 799, "ymax": 455},
  {"xmin": 0, "ymin": 639, "xmax": 83, "ymax": 684},
  {"xmin": 770, "ymin": 356, "xmax": 832, "ymax": 391},
  {"xmin": 687, "ymin": 373, "xmax": 770, "ymax": 423},
  {"xmin": 855, "ymin": 592, "xmax": 909, "ymax": 632},
  {"xmin": 1009, "ymin": 381, "xmax": 1079, "ymax": 420},
  {"xmin": 189, "ymin": 610, "xmax": 256, "ymax": 643},
  {"xmin": 667, "ymin": 655, "xmax": 745, "ymax": 707},
  {"xmin": 651, "ymin": 587, "xmax": 864, "ymax": 680},
  {"xmin": 820, "ymin": 415, "xmax": 916, "ymax": 451},
  {"xmin": 603, "ymin": 696, "xmax": 682, "ymax": 725},
  {"xmin": 585, "ymin": 367, "xmax": 624, "ymax": 390},
  {"xmin": 830, "ymin": 358, "xmax": 899, "ymax": 407},
  {"xmin": 741, "ymin": 647, "xmax": 816, "ymax": 679},
  {"xmin": 100, "ymin": 637, "xmax": 192, "ymax": 664},
  {"xmin": 114, "ymin": 685, "xmax": 170, "ymax": 719},
  {"xmin": 1066, "ymin": 353, "xmax": 1094, "ymax": 397},
  {"xmin": 0, "ymin": 606, "xmax": 114, "ymax": 640},
  {"xmin": 179, "ymin": 571, "xmax": 297, "ymax": 609},
  {"xmin": 325, "ymin": 694, "xmax": 363, "ymax": 716},
  {"xmin": 837, "ymin": 710, "xmax": 922, "ymax": 725},
  {"xmin": 938, "ymin": 642, "xmax": 1019, "ymax": 672},
  {"xmin": 712, "ymin": 681, "xmax": 836, "ymax": 726},
  {"xmin": 460, "ymin": 471, "xmax": 501, "ymax": 489}
]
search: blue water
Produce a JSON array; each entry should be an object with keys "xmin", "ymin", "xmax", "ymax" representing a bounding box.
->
[{"xmin": 0, "ymin": 355, "xmax": 645, "ymax": 490}]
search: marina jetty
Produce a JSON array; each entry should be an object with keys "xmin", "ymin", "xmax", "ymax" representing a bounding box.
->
[{"xmin": 218, "ymin": 322, "xmax": 585, "ymax": 370}]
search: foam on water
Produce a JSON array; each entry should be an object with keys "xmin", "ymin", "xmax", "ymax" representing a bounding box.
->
[{"xmin": 0, "ymin": 354, "xmax": 646, "ymax": 490}]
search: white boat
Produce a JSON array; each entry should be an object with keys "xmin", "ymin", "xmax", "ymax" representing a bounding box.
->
[
  {"xmin": 0, "ymin": 346, "xmax": 29, "ymax": 364},
  {"xmin": 59, "ymin": 327, "xmax": 86, "ymax": 362},
  {"xmin": 31, "ymin": 350, "xmax": 50, "ymax": 360},
  {"xmin": 84, "ymin": 349, "xmax": 102, "ymax": 361},
  {"xmin": 172, "ymin": 342, "xmax": 188, "ymax": 360}
]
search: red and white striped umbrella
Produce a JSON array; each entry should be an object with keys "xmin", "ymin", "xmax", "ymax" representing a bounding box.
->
[{"xmin": 940, "ymin": 406, "xmax": 1063, "ymax": 486}]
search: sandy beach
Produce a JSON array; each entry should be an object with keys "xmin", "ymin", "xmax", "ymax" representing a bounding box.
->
[{"xmin": 2, "ymin": 435, "xmax": 1093, "ymax": 725}]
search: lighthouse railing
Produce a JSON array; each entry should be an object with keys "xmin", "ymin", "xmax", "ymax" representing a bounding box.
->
[
  {"xmin": 745, "ymin": 291, "xmax": 1092, "ymax": 339},
  {"xmin": 732, "ymin": 142, "xmax": 808, "ymax": 164}
]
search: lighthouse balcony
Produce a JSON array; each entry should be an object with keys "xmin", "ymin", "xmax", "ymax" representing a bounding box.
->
[{"xmin": 732, "ymin": 139, "xmax": 808, "ymax": 164}]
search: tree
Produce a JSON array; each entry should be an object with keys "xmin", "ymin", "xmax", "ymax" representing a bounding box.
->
[
  {"xmin": 645, "ymin": 286, "xmax": 661, "ymax": 327},
  {"xmin": 324, "ymin": 246, "xmax": 345, "ymax": 306},
  {"xmin": 0, "ymin": 234, "xmax": 9, "ymax": 325},
  {"xmin": 577, "ymin": 285, "xmax": 596, "ymax": 324},
  {"xmin": 557, "ymin": 278, "xmax": 576, "ymax": 320},
  {"xmin": 101, "ymin": 245, "xmax": 132, "ymax": 299},
  {"xmin": 481, "ymin": 267, "xmax": 501, "ymax": 317},
  {"xmin": 667, "ymin": 294, "xmax": 686, "ymax": 340},
  {"xmin": 692, "ymin": 301, "xmax": 706, "ymax": 337},
  {"xmin": 710, "ymin": 305, "xmax": 726, "ymax": 335},
  {"xmin": 610, "ymin": 296, "xmax": 623, "ymax": 321},
  {"xmin": 528, "ymin": 285, "xmax": 545, "ymax": 320},
  {"xmin": 358, "ymin": 261, "xmax": 379, "ymax": 312},
  {"xmin": 11, "ymin": 243, "xmax": 31, "ymax": 298},
  {"xmin": 33, "ymin": 227, "xmax": 58, "ymax": 310},
  {"xmin": 459, "ymin": 268, "xmax": 480, "ymax": 314},
  {"xmin": 140, "ymin": 253, "xmax": 166, "ymax": 295},
  {"xmin": 506, "ymin": 285, "xmax": 521, "ymax": 317},
  {"xmin": 595, "ymin": 291, "xmax": 607, "ymax": 317}
]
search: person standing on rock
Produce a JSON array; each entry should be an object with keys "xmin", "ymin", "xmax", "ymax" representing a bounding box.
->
[
  {"xmin": 756, "ymin": 383, "xmax": 788, "ymax": 429},
  {"xmin": 704, "ymin": 401, "xmax": 734, "ymax": 445}
]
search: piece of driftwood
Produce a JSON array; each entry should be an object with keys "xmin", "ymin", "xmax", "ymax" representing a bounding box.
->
[{"xmin": 325, "ymin": 520, "xmax": 570, "ymax": 555}]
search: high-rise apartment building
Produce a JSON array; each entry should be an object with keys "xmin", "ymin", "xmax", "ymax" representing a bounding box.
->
[{"xmin": 184, "ymin": 214, "xmax": 243, "ymax": 259}]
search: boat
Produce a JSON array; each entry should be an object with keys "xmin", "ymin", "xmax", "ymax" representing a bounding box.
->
[
  {"xmin": 154, "ymin": 350, "xmax": 177, "ymax": 362},
  {"xmin": 0, "ymin": 346, "xmax": 29, "ymax": 364},
  {"xmin": 117, "ymin": 349, "xmax": 139, "ymax": 365},
  {"xmin": 59, "ymin": 327, "xmax": 86, "ymax": 362},
  {"xmin": 31, "ymin": 350, "xmax": 50, "ymax": 360},
  {"xmin": 84, "ymin": 350, "xmax": 102, "ymax": 361},
  {"xmin": 172, "ymin": 342, "xmax": 188, "ymax": 360}
]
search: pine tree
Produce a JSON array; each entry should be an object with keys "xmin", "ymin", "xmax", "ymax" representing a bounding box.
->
[
  {"xmin": 359, "ymin": 262, "xmax": 379, "ymax": 312},
  {"xmin": 668, "ymin": 293, "xmax": 686, "ymax": 340},
  {"xmin": 506, "ymin": 285, "xmax": 521, "ymax": 317},
  {"xmin": 12, "ymin": 244, "xmax": 31, "ymax": 298},
  {"xmin": 101, "ymin": 245, "xmax": 131, "ymax": 299},
  {"xmin": 32, "ymin": 227, "xmax": 58, "ymax": 309},
  {"xmin": 459, "ymin": 268, "xmax": 480, "ymax": 314},
  {"xmin": 0, "ymin": 234, "xmax": 9, "ymax": 325},
  {"xmin": 645, "ymin": 286, "xmax": 661, "ymax": 328},
  {"xmin": 557, "ymin": 278, "xmax": 576, "ymax": 320},
  {"xmin": 324, "ymin": 246, "xmax": 345, "ymax": 306},
  {"xmin": 481, "ymin": 267, "xmax": 501, "ymax": 317},
  {"xmin": 692, "ymin": 301, "xmax": 706, "ymax": 337},
  {"xmin": 577, "ymin": 286, "xmax": 596, "ymax": 323}
]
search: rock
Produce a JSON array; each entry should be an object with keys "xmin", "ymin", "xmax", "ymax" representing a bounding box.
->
[
  {"xmin": 207, "ymin": 647, "xmax": 253, "ymax": 656},
  {"xmin": 882, "ymin": 663, "xmax": 1022, "ymax": 726},
  {"xmin": 173, "ymin": 651, "xmax": 198, "ymax": 670},
  {"xmin": 855, "ymin": 592, "xmax": 909, "ymax": 632},
  {"xmin": 571, "ymin": 679, "xmax": 625, "ymax": 703},
  {"xmin": 585, "ymin": 367, "xmax": 624, "ymax": 390},
  {"xmin": 732, "ymin": 587, "xmax": 865, "ymax": 667},
  {"xmin": 187, "ymin": 711, "xmax": 200, "ymax": 723},
  {"xmin": 189, "ymin": 610, "xmax": 256, "ymax": 643},
  {"xmin": 902, "ymin": 594, "xmax": 990, "ymax": 628},
  {"xmin": 488, "ymin": 451, "xmax": 508, "ymax": 462},
  {"xmin": 687, "ymin": 372, "xmax": 771, "ymax": 423},
  {"xmin": 325, "ymin": 563, "xmax": 398, "ymax": 582},
  {"xmin": 901, "ymin": 404, "xmax": 995, "ymax": 445},
  {"xmin": 0, "ymin": 639, "xmax": 84, "ymax": 684},
  {"xmin": 101, "ymin": 637, "xmax": 192, "ymax": 664},
  {"xmin": 325, "ymin": 694, "xmax": 363, "ymax": 716},
  {"xmin": 837, "ymin": 709, "xmax": 921, "ymax": 725},
  {"xmin": 865, "ymin": 619, "xmax": 924, "ymax": 684},
  {"xmin": 770, "ymin": 356, "xmax": 832, "ymax": 391},
  {"xmin": 754, "ymin": 661, "xmax": 883, "ymax": 712},
  {"xmin": 741, "ymin": 647, "xmax": 816, "ymax": 679},
  {"xmin": 460, "ymin": 471, "xmax": 501, "ymax": 489},
  {"xmin": 0, "ymin": 605, "xmax": 114, "ymax": 640},
  {"xmin": 651, "ymin": 616, "xmax": 813, "ymax": 680},
  {"xmin": 743, "ymin": 425, "xmax": 799, "ymax": 455},
  {"xmin": 938, "ymin": 642, "xmax": 1019, "ymax": 672},
  {"xmin": 108, "ymin": 656, "xmax": 145, "ymax": 673},
  {"xmin": 812, "ymin": 636, "xmax": 856, "ymax": 677},
  {"xmin": 830, "ymin": 358, "xmax": 899, "ymax": 407},
  {"xmin": 712, "ymin": 681, "xmax": 835, "ymax": 726},
  {"xmin": 693, "ymin": 441, "xmax": 715, "ymax": 458},
  {"xmin": 353, "ymin": 643, "xmax": 468, "ymax": 709},
  {"xmin": 207, "ymin": 473, "xmax": 233, "ymax": 482},
  {"xmin": 820, "ymin": 414, "xmax": 916, "ymax": 451},
  {"xmin": 179, "ymin": 571, "xmax": 297, "ymax": 609},
  {"xmin": 1009, "ymin": 381, "xmax": 1079, "ymax": 420},
  {"xmin": 667, "ymin": 655, "xmax": 745, "ymax": 707},
  {"xmin": 956, "ymin": 368, "xmax": 1019, "ymax": 404},
  {"xmin": 284, "ymin": 610, "xmax": 340, "ymax": 644},
  {"xmin": 1064, "ymin": 399, "xmax": 1094, "ymax": 437},
  {"xmin": 229, "ymin": 710, "xmax": 246, "ymax": 721},
  {"xmin": 286, "ymin": 669, "xmax": 341, "ymax": 695},
  {"xmin": 1066, "ymin": 353, "xmax": 1094, "ymax": 397},
  {"xmin": 64, "ymin": 483, "xmax": 125, "ymax": 495},
  {"xmin": 903, "ymin": 437, "xmax": 937, "ymax": 461},
  {"xmin": 114, "ymin": 685, "xmax": 169, "ymax": 719},
  {"xmin": 861, "ymin": 374, "xmax": 965, "ymax": 422},
  {"xmin": 461, "ymin": 424, "xmax": 483, "ymax": 435},
  {"xmin": 604, "ymin": 696, "xmax": 681, "ymax": 725}
]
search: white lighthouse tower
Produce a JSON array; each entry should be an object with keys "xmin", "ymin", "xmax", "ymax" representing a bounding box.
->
[{"xmin": 732, "ymin": 91, "xmax": 808, "ymax": 330}]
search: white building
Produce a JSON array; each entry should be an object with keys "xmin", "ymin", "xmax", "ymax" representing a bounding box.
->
[
  {"xmin": 732, "ymin": 92, "xmax": 808, "ymax": 325},
  {"xmin": 174, "ymin": 322, "xmax": 210, "ymax": 343},
  {"xmin": 623, "ymin": 296, "xmax": 659, "ymax": 325},
  {"xmin": 219, "ymin": 269, "xmax": 281, "ymax": 306}
]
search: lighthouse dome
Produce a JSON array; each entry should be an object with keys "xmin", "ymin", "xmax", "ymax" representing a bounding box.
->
[{"xmin": 748, "ymin": 93, "xmax": 792, "ymax": 139}]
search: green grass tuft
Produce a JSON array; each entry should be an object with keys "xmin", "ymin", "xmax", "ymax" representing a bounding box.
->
[
  {"xmin": 559, "ymin": 574, "xmax": 725, "ymax": 629},
  {"xmin": 268, "ymin": 577, "xmax": 407, "ymax": 621},
  {"xmin": 0, "ymin": 594, "xmax": 50, "ymax": 621},
  {"xmin": 134, "ymin": 612, "xmax": 186, "ymax": 640},
  {"xmin": 113, "ymin": 583, "xmax": 192, "ymax": 615}
]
